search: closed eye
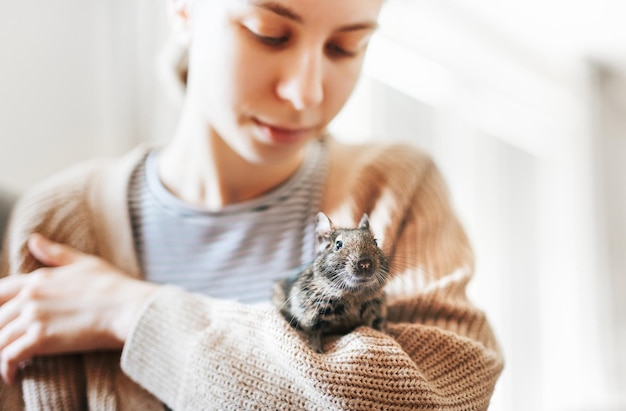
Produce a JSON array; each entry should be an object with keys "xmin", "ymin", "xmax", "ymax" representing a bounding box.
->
[
  {"xmin": 326, "ymin": 43, "xmax": 357, "ymax": 58},
  {"xmin": 256, "ymin": 33, "xmax": 290, "ymax": 47}
]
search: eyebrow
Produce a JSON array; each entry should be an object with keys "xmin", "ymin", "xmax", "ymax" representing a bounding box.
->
[
  {"xmin": 336, "ymin": 22, "xmax": 379, "ymax": 33},
  {"xmin": 249, "ymin": 1, "xmax": 303, "ymax": 23},
  {"xmin": 247, "ymin": 0, "xmax": 379, "ymax": 32}
]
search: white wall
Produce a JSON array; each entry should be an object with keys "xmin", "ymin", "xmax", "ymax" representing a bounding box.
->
[{"xmin": 0, "ymin": 0, "xmax": 174, "ymax": 193}]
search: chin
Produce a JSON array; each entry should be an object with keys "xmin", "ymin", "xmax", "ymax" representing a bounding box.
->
[
  {"xmin": 242, "ymin": 124, "xmax": 319, "ymax": 163},
  {"xmin": 237, "ymin": 136, "xmax": 309, "ymax": 166}
]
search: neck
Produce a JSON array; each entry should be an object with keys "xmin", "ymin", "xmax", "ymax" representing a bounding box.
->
[{"xmin": 158, "ymin": 106, "xmax": 306, "ymax": 211}]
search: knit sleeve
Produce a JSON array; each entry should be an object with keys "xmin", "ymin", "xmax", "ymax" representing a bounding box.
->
[
  {"xmin": 381, "ymin": 156, "xmax": 504, "ymax": 405},
  {"xmin": 0, "ymin": 163, "xmax": 100, "ymax": 411},
  {"xmin": 120, "ymin": 146, "xmax": 504, "ymax": 410}
]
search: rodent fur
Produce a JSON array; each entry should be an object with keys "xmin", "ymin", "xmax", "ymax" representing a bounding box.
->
[{"xmin": 272, "ymin": 212, "xmax": 390, "ymax": 353}]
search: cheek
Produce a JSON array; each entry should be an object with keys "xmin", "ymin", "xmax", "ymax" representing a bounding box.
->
[
  {"xmin": 187, "ymin": 31, "xmax": 233, "ymax": 114},
  {"xmin": 188, "ymin": 28, "xmax": 264, "ymax": 123},
  {"xmin": 229, "ymin": 44, "xmax": 278, "ymax": 107},
  {"xmin": 323, "ymin": 63, "xmax": 364, "ymax": 120}
]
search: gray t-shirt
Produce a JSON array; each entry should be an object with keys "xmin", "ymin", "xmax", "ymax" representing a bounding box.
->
[{"xmin": 128, "ymin": 141, "xmax": 327, "ymax": 303}]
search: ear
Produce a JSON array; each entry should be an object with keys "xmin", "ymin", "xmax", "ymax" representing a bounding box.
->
[
  {"xmin": 167, "ymin": 0, "xmax": 193, "ymax": 47},
  {"xmin": 357, "ymin": 213, "xmax": 370, "ymax": 230},
  {"xmin": 315, "ymin": 212, "xmax": 333, "ymax": 253}
]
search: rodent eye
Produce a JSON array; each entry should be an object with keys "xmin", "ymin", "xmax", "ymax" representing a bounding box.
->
[
  {"xmin": 335, "ymin": 240, "xmax": 343, "ymax": 250},
  {"xmin": 373, "ymin": 239, "xmax": 378, "ymax": 246}
]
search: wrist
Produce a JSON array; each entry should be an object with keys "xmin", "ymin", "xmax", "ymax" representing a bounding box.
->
[{"xmin": 110, "ymin": 279, "xmax": 160, "ymax": 346}]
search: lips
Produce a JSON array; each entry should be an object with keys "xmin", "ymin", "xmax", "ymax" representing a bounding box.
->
[{"xmin": 253, "ymin": 118, "xmax": 318, "ymax": 145}]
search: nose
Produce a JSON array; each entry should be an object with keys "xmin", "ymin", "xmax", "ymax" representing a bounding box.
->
[
  {"xmin": 276, "ymin": 48, "xmax": 324, "ymax": 110},
  {"xmin": 356, "ymin": 258, "xmax": 374, "ymax": 276}
]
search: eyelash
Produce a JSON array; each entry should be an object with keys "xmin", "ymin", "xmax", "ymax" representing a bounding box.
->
[
  {"xmin": 256, "ymin": 34, "xmax": 289, "ymax": 47},
  {"xmin": 251, "ymin": 31, "xmax": 356, "ymax": 58},
  {"xmin": 325, "ymin": 43, "xmax": 356, "ymax": 58}
]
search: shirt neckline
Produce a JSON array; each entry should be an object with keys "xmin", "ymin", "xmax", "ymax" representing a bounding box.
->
[{"xmin": 144, "ymin": 140, "xmax": 325, "ymax": 218}]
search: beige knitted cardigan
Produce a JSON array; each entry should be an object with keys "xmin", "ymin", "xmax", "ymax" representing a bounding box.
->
[{"xmin": 0, "ymin": 138, "xmax": 503, "ymax": 410}]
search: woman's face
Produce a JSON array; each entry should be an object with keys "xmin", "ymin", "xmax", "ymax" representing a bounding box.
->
[{"xmin": 181, "ymin": 0, "xmax": 384, "ymax": 164}]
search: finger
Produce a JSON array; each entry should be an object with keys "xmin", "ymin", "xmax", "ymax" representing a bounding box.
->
[
  {"xmin": 0, "ymin": 295, "xmax": 21, "ymax": 330},
  {"xmin": 0, "ymin": 312, "xmax": 27, "ymax": 352},
  {"xmin": 0, "ymin": 326, "xmax": 41, "ymax": 385},
  {"xmin": 0, "ymin": 276, "xmax": 25, "ymax": 305},
  {"xmin": 28, "ymin": 233, "xmax": 84, "ymax": 267}
]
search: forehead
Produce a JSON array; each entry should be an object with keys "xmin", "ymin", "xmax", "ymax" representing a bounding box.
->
[
  {"xmin": 335, "ymin": 228, "xmax": 374, "ymax": 240},
  {"xmin": 239, "ymin": 0, "xmax": 384, "ymax": 28}
]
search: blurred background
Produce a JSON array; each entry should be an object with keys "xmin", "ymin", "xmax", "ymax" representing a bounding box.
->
[{"xmin": 0, "ymin": 0, "xmax": 624, "ymax": 409}]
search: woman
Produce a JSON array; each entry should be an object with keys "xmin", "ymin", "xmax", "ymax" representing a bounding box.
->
[{"xmin": 0, "ymin": 0, "xmax": 503, "ymax": 409}]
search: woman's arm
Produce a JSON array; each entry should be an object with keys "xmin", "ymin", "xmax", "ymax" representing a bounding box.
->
[
  {"xmin": 0, "ymin": 234, "xmax": 156, "ymax": 384},
  {"xmin": 0, "ymin": 145, "xmax": 503, "ymax": 409},
  {"xmin": 0, "ymin": 156, "xmax": 161, "ymax": 410},
  {"xmin": 122, "ymin": 281, "xmax": 501, "ymax": 410}
]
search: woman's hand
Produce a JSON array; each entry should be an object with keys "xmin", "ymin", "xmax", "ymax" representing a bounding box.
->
[{"xmin": 0, "ymin": 233, "xmax": 158, "ymax": 385}]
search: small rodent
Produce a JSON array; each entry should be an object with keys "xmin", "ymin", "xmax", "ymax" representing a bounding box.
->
[{"xmin": 272, "ymin": 212, "xmax": 390, "ymax": 353}]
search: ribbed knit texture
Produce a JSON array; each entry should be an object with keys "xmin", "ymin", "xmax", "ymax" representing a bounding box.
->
[{"xmin": 0, "ymin": 138, "xmax": 504, "ymax": 410}]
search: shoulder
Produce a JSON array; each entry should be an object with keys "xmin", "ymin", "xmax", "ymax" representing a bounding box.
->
[
  {"xmin": 328, "ymin": 140, "xmax": 437, "ymax": 197},
  {"xmin": 14, "ymin": 144, "xmax": 150, "ymax": 223},
  {"xmin": 326, "ymin": 138, "xmax": 435, "ymax": 184},
  {"xmin": 11, "ymin": 158, "xmax": 106, "ymax": 233},
  {"xmin": 323, "ymin": 138, "xmax": 439, "ymax": 206}
]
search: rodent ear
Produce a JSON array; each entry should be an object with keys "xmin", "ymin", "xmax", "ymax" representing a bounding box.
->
[
  {"xmin": 315, "ymin": 212, "xmax": 333, "ymax": 253},
  {"xmin": 358, "ymin": 213, "xmax": 370, "ymax": 230}
]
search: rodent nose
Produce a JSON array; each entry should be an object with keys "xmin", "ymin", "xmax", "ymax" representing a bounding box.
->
[{"xmin": 357, "ymin": 259, "xmax": 374, "ymax": 276}]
